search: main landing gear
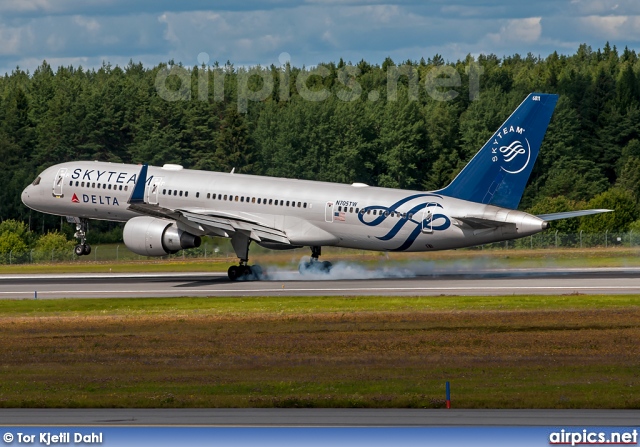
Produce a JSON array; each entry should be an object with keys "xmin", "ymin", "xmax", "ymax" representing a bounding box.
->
[
  {"xmin": 298, "ymin": 246, "xmax": 333, "ymax": 275},
  {"xmin": 67, "ymin": 217, "xmax": 91, "ymax": 256},
  {"xmin": 227, "ymin": 232, "xmax": 263, "ymax": 281}
]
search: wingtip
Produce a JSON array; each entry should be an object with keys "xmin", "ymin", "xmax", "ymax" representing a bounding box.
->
[{"xmin": 128, "ymin": 164, "xmax": 148, "ymax": 204}]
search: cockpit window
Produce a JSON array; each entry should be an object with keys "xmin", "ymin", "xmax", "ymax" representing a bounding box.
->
[{"xmin": 32, "ymin": 176, "xmax": 41, "ymax": 186}]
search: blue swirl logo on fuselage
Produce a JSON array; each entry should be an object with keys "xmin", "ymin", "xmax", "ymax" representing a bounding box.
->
[{"xmin": 357, "ymin": 193, "xmax": 451, "ymax": 251}]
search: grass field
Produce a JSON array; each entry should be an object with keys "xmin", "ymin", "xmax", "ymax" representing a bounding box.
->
[{"xmin": 1, "ymin": 294, "xmax": 639, "ymax": 408}]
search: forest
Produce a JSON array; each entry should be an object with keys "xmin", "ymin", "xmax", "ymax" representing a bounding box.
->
[{"xmin": 1, "ymin": 42, "xmax": 640, "ymax": 243}]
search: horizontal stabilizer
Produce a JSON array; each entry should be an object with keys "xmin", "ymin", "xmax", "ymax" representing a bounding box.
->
[{"xmin": 536, "ymin": 209, "xmax": 613, "ymax": 221}]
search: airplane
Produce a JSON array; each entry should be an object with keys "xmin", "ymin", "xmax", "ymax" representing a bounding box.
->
[{"xmin": 21, "ymin": 92, "xmax": 610, "ymax": 280}]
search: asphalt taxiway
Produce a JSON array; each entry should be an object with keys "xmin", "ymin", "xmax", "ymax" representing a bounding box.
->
[{"xmin": 2, "ymin": 267, "xmax": 640, "ymax": 299}]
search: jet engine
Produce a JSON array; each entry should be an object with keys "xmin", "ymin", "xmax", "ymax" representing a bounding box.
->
[{"xmin": 123, "ymin": 216, "xmax": 201, "ymax": 256}]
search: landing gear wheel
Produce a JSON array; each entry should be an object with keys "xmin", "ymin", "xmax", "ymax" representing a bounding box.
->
[
  {"xmin": 83, "ymin": 244, "xmax": 91, "ymax": 256},
  {"xmin": 228, "ymin": 264, "xmax": 263, "ymax": 281},
  {"xmin": 251, "ymin": 265, "xmax": 263, "ymax": 278},
  {"xmin": 228, "ymin": 265, "xmax": 240, "ymax": 281},
  {"xmin": 74, "ymin": 244, "xmax": 85, "ymax": 256},
  {"xmin": 298, "ymin": 258, "xmax": 333, "ymax": 275}
]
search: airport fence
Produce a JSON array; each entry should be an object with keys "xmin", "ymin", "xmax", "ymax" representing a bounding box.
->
[{"xmin": 0, "ymin": 232, "xmax": 639, "ymax": 265}]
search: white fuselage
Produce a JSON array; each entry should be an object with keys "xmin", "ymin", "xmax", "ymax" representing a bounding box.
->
[{"xmin": 22, "ymin": 161, "xmax": 546, "ymax": 252}]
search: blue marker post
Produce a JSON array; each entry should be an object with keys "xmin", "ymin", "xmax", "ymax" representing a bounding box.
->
[
  {"xmin": 446, "ymin": 381, "xmax": 451, "ymax": 409},
  {"xmin": 34, "ymin": 290, "xmax": 37, "ymax": 300}
]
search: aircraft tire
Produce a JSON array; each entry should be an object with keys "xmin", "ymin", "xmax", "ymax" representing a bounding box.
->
[
  {"xmin": 74, "ymin": 244, "xmax": 85, "ymax": 256},
  {"xmin": 298, "ymin": 259, "xmax": 332, "ymax": 275},
  {"xmin": 228, "ymin": 265, "xmax": 240, "ymax": 281},
  {"xmin": 83, "ymin": 244, "xmax": 91, "ymax": 256},
  {"xmin": 250, "ymin": 265, "xmax": 263, "ymax": 279}
]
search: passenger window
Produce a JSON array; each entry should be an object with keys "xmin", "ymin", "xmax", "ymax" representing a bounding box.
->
[
  {"xmin": 373, "ymin": 210, "xmax": 377, "ymax": 215},
  {"xmin": 179, "ymin": 191, "xmax": 183, "ymax": 197},
  {"xmin": 124, "ymin": 186, "xmax": 128, "ymax": 191},
  {"xmin": 207, "ymin": 193, "xmax": 210, "ymax": 199},
  {"xmin": 268, "ymin": 199, "xmax": 273, "ymax": 205},
  {"xmin": 252, "ymin": 197, "xmax": 256, "ymax": 203},
  {"xmin": 349, "ymin": 207, "xmax": 353, "ymax": 213},
  {"xmin": 297, "ymin": 202, "xmax": 301, "ymax": 207},
  {"xmin": 119, "ymin": 185, "xmax": 123, "ymax": 191},
  {"xmin": 69, "ymin": 181, "xmax": 73, "ymax": 186},
  {"xmin": 224, "ymin": 194, "xmax": 228, "ymax": 200},
  {"xmin": 235, "ymin": 196, "xmax": 239, "ymax": 201},
  {"xmin": 75, "ymin": 181, "xmax": 79, "ymax": 186},
  {"xmin": 185, "ymin": 191, "xmax": 188, "ymax": 197},
  {"xmin": 258, "ymin": 198, "xmax": 261, "ymax": 204},
  {"xmin": 92, "ymin": 183, "xmax": 96, "ymax": 188},
  {"xmin": 196, "ymin": 192, "xmax": 200, "ymax": 198},
  {"xmin": 303, "ymin": 203, "xmax": 307, "ymax": 208},
  {"xmin": 241, "ymin": 197, "xmax": 245, "ymax": 202}
]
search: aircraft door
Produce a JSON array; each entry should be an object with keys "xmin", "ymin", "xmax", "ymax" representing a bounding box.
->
[
  {"xmin": 325, "ymin": 202, "xmax": 334, "ymax": 223},
  {"xmin": 147, "ymin": 177, "xmax": 162, "ymax": 205},
  {"xmin": 53, "ymin": 168, "xmax": 67, "ymax": 197},
  {"xmin": 421, "ymin": 205, "xmax": 433, "ymax": 233}
]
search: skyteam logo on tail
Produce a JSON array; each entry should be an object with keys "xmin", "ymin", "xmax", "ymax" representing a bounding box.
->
[{"xmin": 490, "ymin": 126, "xmax": 531, "ymax": 174}]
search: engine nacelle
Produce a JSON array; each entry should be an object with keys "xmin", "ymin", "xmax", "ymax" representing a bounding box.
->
[{"xmin": 123, "ymin": 216, "xmax": 201, "ymax": 256}]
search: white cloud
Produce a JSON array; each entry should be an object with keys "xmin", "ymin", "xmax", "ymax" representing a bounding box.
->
[
  {"xmin": 2, "ymin": 1, "xmax": 640, "ymax": 77},
  {"xmin": 73, "ymin": 15, "xmax": 100, "ymax": 33},
  {"xmin": 486, "ymin": 17, "xmax": 542, "ymax": 45},
  {"xmin": 0, "ymin": 26, "xmax": 24, "ymax": 56},
  {"xmin": 0, "ymin": 0, "xmax": 53, "ymax": 14},
  {"xmin": 580, "ymin": 15, "xmax": 640, "ymax": 39}
]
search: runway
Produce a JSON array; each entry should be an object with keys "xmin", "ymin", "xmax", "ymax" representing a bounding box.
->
[
  {"xmin": 2, "ymin": 267, "xmax": 640, "ymax": 299},
  {"xmin": 2, "ymin": 408, "xmax": 640, "ymax": 426}
]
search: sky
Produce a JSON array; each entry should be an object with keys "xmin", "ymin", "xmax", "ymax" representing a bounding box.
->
[{"xmin": 1, "ymin": 0, "xmax": 639, "ymax": 75}]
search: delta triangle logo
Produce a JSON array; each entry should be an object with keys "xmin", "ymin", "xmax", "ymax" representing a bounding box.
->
[{"xmin": 71, "ymin": 193, "xmax": 80, "ymax": 203}]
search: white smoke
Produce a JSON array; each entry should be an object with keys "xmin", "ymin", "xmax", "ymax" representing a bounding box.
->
[{"xmin": 245, "ymin": 256, "xmax": 517, "ymax": 281}]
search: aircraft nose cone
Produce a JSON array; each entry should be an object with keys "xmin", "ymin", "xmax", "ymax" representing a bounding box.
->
[{"xmin": 21, "ymin": 185, "xmax": 31, "ymax": 207}]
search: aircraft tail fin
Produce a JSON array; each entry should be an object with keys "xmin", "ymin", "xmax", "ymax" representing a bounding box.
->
[{"xmin": 437, "ymin": 93, "xmax": 559, "ymax": 209}]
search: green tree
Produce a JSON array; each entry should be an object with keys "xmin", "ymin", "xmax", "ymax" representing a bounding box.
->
[
  {"xmin": 579, "ymin": 188, "xmax": 637, "ymax": 233},
  {"xmin": 538, "ymin": 157, "xmax": 609, "ymax": 202},
  {"xmin": 527, "ymin": 196, "xmax": 585, "ymax": 233},
  {"xmin": 214, "ymin": 108, "xmax": 256, "ymax": 174},
  {"xmin": 33, "ymin": 231, "xmax": 74, "ymax": 262}
]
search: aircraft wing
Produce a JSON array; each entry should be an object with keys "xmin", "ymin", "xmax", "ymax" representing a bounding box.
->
[
  {"xmin": 127, "ymin": 165, "xmax": 291, "ymax": 245},
  {"xmin": 536, "ymin": 209, "xmax": 613, "ymax": 221}
]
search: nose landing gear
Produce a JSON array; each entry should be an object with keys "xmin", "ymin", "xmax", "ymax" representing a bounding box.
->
[{"xmin": 67, "ymin": 217, "xmax": 91, "ymax": 256}]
